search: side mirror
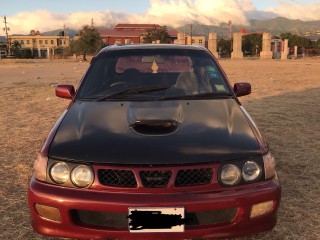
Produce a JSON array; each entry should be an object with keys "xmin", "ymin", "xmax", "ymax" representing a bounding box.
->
[
  {"xmin": 233, "ymin": 82, "xmax": 251, "ymax": 97},
  {"xmin": 55, "ymin": 84, "xmax": 75, "ymax": 100}
]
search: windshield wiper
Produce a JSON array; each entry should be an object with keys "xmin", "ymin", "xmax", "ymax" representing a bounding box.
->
[
  {"xmin": 191, "ymin": 92, "xmax": 233, "ymax": 98},
  {"xmin": 159, "ymin": 92, "xmax": 233, "ymax": 100},
  {"xmin": 96, "ymin": 85, "xmax": 171, "ymax": 101}
]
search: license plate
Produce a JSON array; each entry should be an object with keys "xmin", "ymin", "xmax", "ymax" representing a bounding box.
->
[{"xmin": 128, "ymin": 207, "xmax": 185, "ymax": 233}]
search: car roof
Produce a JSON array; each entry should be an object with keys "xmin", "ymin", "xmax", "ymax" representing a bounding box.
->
[{"xmin": 98, "ymin": 44, "xmax": 208, "ymax": 54}]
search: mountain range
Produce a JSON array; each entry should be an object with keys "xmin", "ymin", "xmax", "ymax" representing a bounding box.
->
[
  {"xmin": 1, "ymin": 17, "xmax": 320, "ymax": 41},
  {"xmin": 176, "ymin": 17, "xmax": 320, "ymax": 39}
]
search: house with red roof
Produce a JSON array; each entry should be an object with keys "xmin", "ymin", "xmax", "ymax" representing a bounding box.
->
[{"xmin": 97, "ymin": 24, "xmax": 179, "ymax": 45}]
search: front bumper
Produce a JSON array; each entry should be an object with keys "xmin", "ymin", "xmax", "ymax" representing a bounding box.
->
[{"xmin": 28, "ymin": 176, "xmax": 281, "ymax": 240}]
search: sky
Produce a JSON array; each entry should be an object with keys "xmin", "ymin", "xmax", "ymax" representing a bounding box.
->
[{"xmin": 1, "ymin": 0, "xmax": 320, "ymax": 34}]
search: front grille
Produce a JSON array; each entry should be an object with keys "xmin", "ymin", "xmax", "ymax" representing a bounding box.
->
[
  {"xmin": 97, "ymin": 167, "xmax": 214, "ymax": 188},
  {"xmin": 72, "ymin": 208, "xmax": 237, "ymax": 229},
  {"xmin": 72, "ymin": 210, "xmax": 128, "ymax": 229},
  {"xmin": 139, "ymin": 170, "xmax": 172, "ymax": 188},
  {"xmin": 175, "ymin": 168, "xmax": 213, "ymax": 187},
  {"xmin": 186, "ymin": 208, "xmax": 237, "ymax": 226},
  {"xmin": 98, "ymin": 169, "xmax": 137, "ymax": 187}
]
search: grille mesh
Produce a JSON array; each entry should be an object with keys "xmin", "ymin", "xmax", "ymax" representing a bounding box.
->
[
  {"xmin": 175, "ymin": 168, "xmax": 213, "ymax": 187},
  {"xmin": 98, "ymin": 169, "xmax": 137, "ymax": 187},
  {"xmin": 97, "ymin": 168, "xmax": 214, "ymax": 188},
  {"xmin": 139, "ymin": 170, "xmax": 172, "ymax": 188}
]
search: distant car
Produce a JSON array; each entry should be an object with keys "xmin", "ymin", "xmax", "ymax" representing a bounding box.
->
[
  {"xmin": 28, "ymin": 44, "xmax": 281, "ymax": 239},
  {"xmin": 0, "ymin": 50, "xmax": 6, "ymax": 58}
]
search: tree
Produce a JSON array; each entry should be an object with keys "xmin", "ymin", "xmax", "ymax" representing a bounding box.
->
[
  {"xmin": 217, "ymin": 39, "xmax": 232, "ymax": 58},
  {"xmin": 10, "ymin": 40, "xmax": 22, "ymax": 58},
  {"xmin": 20, "ymin": 48, "xmax": 33, "ymax": 59},
  {"xmin": 142, "ymin": 26, "xmax": 171, "ymax": 44},
  {"xmin": 316, "ymin": 38, "xmax": 320, "ymax": 49},
  {"xmin": 71, "ymin": 25, "xmax": 104, "ymax": 60},
  {"xmin": 0, "ymin": 43, "xmax": 7, "ymax": 57},
  {"xmin": 242, "ymin": 34, "xmax": 262, "ymax": 56},
  {"xmin": 0, "ymin": 43, "xmax": 7, "ymax": 51},
  {"xmin": 280, "ymin": 32, "xmax": 312, "ymax": 48}
]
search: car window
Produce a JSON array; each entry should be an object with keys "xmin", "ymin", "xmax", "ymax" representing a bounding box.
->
[
  {"xmin": 77, "ymin": 49, "xmax": 230, "ymax": 100},
  {"xmin": 115, "ymin": 55, "xmax": 193, "ymax": 73}
]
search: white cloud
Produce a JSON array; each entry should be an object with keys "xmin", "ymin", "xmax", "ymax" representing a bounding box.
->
[
  {"xmin": 7, "ymin": 9, "xmax": 130, "ymax": 34},
  {"xmin": 5, "ymin": 0, "xmax": 320, "ymax": 34},
  {"xmin": 133, "ymin": 0, "xmax": 250, "ymax": 27},
  {"xmin": 6, "ymin": 0, "xmax": 253, "ymax": 34},
  {"xmin": 267, "ymin": 2, "xmax": 320, "ymax": 21},
  {"xmin": 9, "ymin": 10, "xmax": 62, "ymax": 34}
]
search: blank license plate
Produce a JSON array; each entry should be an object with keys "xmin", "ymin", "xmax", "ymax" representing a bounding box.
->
[{"xmin": 128, "ymin": 207, "xmax": 185, "ymax": 233}]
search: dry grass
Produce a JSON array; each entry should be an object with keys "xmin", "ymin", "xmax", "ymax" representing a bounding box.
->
[{"xmin": 0, "ymin": 58, "xmax": 319, "ymax": 239}]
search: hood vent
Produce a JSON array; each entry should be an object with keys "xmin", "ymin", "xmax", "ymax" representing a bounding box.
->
[
  {"xmin": 131, "ymin": 120, "xmax": 179, "ymax": 135},
  {"xmin": 128, "ymin": 102, "xmax": 183, "ymax": 136}
]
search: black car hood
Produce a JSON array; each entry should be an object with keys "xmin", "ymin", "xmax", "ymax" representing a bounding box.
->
[{"xmin": 49, "ymin": 100, "xmax": 261, "ymax": 165}]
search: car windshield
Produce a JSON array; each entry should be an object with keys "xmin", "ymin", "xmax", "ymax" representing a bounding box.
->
[{"xmin": 77, "ymin": 48, "xmax": 231, "ymax": 100}]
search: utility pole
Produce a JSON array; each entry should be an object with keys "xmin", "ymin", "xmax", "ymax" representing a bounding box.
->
[
  {"xmin": 3, "ymin": 16, "xmax": 11, "ymax": 55},
  {"xmin": 63, "ymin": 24, "xmax": 67, "ymax": 45},
  {"xmin": 63, "ymin": 24, "xmax": 66, "ymax": 57},
  {"xmin": 227, "ymin": 20, "xmax": 232, "ymax": 40},
  {"xmin": 91, "ymin": 18, "xmax": 94, "ymax": 29}
]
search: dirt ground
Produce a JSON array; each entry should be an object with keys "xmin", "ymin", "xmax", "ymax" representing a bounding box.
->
[{"xmin": 0, "ymin": 57, "xmax": 319, "ymax": 240}]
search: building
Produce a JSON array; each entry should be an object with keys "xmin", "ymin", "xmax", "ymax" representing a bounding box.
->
[
  {"xmin": 186, "ymin": 35, "xmax": 206, "ymax": 47},
  {"xmin": 8, "ymin": 30, "xmax": 70, "ymax": 58},
  {"xmin": 97, "ymin": 24, "xmax": 179, "ymax": 45}
]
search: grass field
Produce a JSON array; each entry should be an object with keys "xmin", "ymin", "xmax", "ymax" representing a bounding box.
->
[{"xmin": 0, "ymin": 58, "xmax": 319, "ymax": 239}]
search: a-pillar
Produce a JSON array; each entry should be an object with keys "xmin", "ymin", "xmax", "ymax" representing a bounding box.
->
[
  {"xmin": 176, "ymin": 32, "xmax": 186, "ymax": 45},
  {"xmin": 231, "ymin": 32, "xmax": 243, "ymax": 59},
  {"xmin": 208, "ymin": 32, "xmax": 218, "ymax": 58},
  {"xmin": 281, "ymin": 39, "xmax": 289, "ymax": 60},
  {"xmin": 260, "ymin": 33, "xmax": 273, "ymax": 59}
]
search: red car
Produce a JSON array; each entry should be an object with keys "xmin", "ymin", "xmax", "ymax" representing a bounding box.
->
[{"xmin": 28, "ymin": 44, "xmax": 281, "ymax": 239}]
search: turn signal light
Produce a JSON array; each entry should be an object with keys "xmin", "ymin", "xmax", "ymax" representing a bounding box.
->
[
  {"xmin": 35, "ymin": 204, "xmax": 61, "ymax": 222},
  {"xmin": 250, "ymin": 201, "xmax": 274, "ymax": 218}
]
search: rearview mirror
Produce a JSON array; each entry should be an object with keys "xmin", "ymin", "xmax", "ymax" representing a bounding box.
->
[
  {"xmin": 55, "ymin": 84, "xmax": 75, "ymax": 100},
  {"xmin": 233, "ymin": 83, "xmax": 251, "ymax": 97}
]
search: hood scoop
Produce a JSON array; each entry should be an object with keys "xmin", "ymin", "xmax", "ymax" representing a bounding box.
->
[
  {"xmin": 128, "ymin": 102, "xmax": 183, "ymax": 135},
  {"xmin": 131, "ymin": 120, "xmax": 179, "ymax": 135}
]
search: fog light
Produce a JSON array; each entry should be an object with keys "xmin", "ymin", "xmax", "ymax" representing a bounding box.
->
[
  {"xmin": 35, "ymin": 204, "xmax": 61, "ymax": 222},
  {"xmin": 250, "ymin": 201, "xmax": 274, "ymax": 218}
]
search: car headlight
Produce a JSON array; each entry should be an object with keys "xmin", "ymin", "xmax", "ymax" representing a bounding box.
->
[
  {"xmin": 220, "ymin": 164, "xmax": 241, "ymax": 186},
  {"xmin": 71, "ymin": 165, "xmax": 94, "ymax": 188},
  {"xmin": 50, "ymin": 162, "xmax": 69, "ymax": 184},
  {"xmin": 242, "ymin": 161, "xmax": 261, "ymax": 182}
]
